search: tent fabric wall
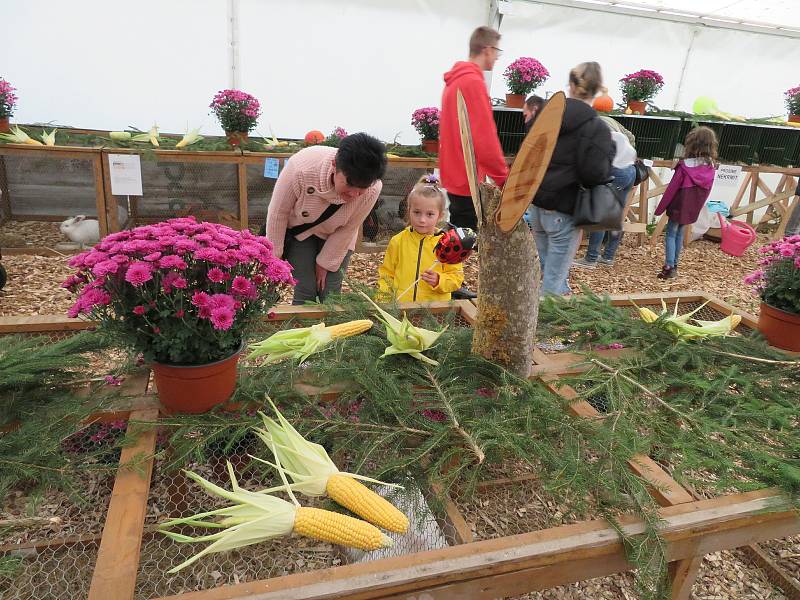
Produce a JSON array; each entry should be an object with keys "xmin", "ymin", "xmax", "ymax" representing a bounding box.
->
[
  {"xmin": 2, "ymin": 1, "xmax": 800, "ymax": 142},
  {"xmin": 495, "ymin": 2, "xmax": 800, "ymax": 119}
]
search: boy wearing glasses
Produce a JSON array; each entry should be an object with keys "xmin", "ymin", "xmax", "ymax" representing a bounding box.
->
[{"xmin": 439, "ymin": 26, "xmax": 509, "ymax": 298}]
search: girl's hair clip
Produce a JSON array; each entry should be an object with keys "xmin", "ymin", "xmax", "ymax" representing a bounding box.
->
[{"xmin": 423, "ymin": 174, "xmax": 440, "ymax": 185}]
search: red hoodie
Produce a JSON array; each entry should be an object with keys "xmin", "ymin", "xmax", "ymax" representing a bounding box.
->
[{"xmin": 439, "ymin": 61, "xmax": 508, "ymax": 197}]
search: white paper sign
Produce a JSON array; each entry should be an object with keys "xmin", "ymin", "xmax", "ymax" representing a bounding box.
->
[
  {"xmin": 714, "ymin": 164, "xmax": 742, "ymax": 188},
  {"xmin": 109, "ymin": 154, "xmax": 143, "ymax": 196}
]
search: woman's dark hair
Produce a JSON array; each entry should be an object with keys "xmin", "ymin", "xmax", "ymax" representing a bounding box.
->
[
  {"xmin": 683, "ymin": 126, "xmax": 718, "ymax": 163},
  {"xmin": 335, "ymin": 133, "xmax": 387, "ymax": 188},
  {"xmin": 525, "ymin": 95, "xmax": 544, "ymax": 111}
]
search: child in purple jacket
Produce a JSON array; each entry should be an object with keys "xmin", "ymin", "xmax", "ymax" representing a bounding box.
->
[{"xmin": 654, "ymin": 127, "xmax": 718, "ymax": 279}]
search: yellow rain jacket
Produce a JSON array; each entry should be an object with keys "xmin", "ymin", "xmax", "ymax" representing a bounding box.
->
[{"xmin": 378, "ymin": 227, "xmax": 464, "ymax": 303}]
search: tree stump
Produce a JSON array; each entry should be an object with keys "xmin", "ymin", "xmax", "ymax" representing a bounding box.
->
[{"xmin": 471, "ymin": 184, "xmax": 540, "ymax": 378}]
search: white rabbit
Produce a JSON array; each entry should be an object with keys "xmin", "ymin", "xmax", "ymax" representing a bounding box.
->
[{"xmin": 60, "ymin": 215, "xmax": 100, "ymax": 246}]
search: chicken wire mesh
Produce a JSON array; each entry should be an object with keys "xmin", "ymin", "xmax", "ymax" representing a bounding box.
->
[
  {"xmin": 0, "ymin": 153, "xmax": 98, "ymax": 222},
  {"xmin": 135, "ymin": 425, "xmax": 457, "ymax": 598}
]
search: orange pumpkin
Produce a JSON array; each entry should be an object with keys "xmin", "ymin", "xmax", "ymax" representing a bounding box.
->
[
  {"xmin": 592, "ymin": 94, "xmax": 614, "ymax": 113},
  {"xmin": 304, "ymin": 130, "xmax": 325, "ymax": 145}
]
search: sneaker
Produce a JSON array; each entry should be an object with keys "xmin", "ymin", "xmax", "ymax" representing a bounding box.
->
[
  {"xmin": 452, "ymin": 286, "xmax": 477, "ymax": 300},
  {"xmin": 657, "ymin": 265, "xmax": 678, "ymax": 279},
  {"xmin": 598, "ymin": 257, "xmax": 615, "ymax": 267},
  {"xmin": 572, "ymin": 257, "xmax": 597, "ymax": 269}
]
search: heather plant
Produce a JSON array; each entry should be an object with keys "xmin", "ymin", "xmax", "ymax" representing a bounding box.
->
[
  {"xmin": 209, "ymin": 89, "xmax": 261, "ymax": 133},
  {"xmin": 63, "ymin": 217, "xmax": 294, "ymax": 365},
  {"xmin": 620, "ymin": 70, "xmax": 664, "ymax": 103},
  {"xmin": 503, "ymin": 57, "xmax": 549, "ymax": 95},
  {"xmin": 744, "ymin": 234, "xmax": 800, "ymax": 315}
]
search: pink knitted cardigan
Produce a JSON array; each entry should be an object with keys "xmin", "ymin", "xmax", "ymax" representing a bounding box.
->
[{"xmin": 265, "ymin": 146, "xmax": 382, "ymax": 271}]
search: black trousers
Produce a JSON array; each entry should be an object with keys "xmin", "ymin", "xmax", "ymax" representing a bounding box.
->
[{"xmin": 448, "ymin": 193, "xmax": 478, "ymax": 231}]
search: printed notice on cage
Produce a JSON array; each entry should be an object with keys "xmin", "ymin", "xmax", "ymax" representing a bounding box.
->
[{"xmin": 109, "ymin": 154, "xmax": 143, "ymax": 196}]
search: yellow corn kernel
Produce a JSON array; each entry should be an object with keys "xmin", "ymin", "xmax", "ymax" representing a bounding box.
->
[
  {"xmin": 325, "ymin": 473, "xmax": 409, "ymax": 534},
  {"xmin": 293, "ymin": 506, "xmax": 392, "ymax": 551},
  {"xmin": 326, "ymin": 319, "xmax": 373, "ymax": 339},
  {"xmin": 638, "ymin": 307, "xmax": 659, "ymax": 323}
]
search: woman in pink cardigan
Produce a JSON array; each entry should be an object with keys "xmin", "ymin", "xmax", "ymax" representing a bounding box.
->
[{"xmin": 266, "ymin": 133, "xmax": 386, "ymax": 304}]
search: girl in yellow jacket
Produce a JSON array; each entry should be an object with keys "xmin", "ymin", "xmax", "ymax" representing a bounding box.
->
[{"xmin": 378, "ymin": 175, "xmax": 464, "ymax": 302}]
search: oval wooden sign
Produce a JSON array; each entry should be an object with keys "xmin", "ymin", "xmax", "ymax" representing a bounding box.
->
[
  {"xmin": 456, "ymin": 90, "xmax": 482, "ymax": 227},
  {"xmin": 496, "ymin": 91, "xmax": 566, "ymax": 233}
]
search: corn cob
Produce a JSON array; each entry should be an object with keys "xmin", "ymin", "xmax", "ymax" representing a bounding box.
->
[
  {"xmin": 632, "ymin": 299, "xmax": 741, "ymax": 339},
  {"xmin": 0, "ymin": 126, "xmax": 43, "ymax": 145},
  {"xmin": 40, "ymin": 129, "xmax": 57, "ymax": 146},
  {"xmin": 109, "ymin": 131, "xmax": 132, "ymax": 141},
  {"xmin": 246, "ymin": 319, "xmax": 372, "ymax": 364},
  {"xmin": 175, "ymin": 127, "xmax": 203, "ymax": 148},
  {"xmin": 251, "ymin": 398, "xmax": 409, "ymax": 534},
  {"xmin": 158, "ymin": 462, "xmax": 391, "ymax": 572}
]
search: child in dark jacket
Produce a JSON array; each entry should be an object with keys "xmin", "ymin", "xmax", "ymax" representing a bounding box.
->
[{"xmin": 654, "ymin": 127, "xmax": 718, "ymax": 279}]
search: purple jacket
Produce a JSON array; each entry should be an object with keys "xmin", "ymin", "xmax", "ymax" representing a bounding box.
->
[{"xmin": 654, "ymin": 160, "xmax": 716, "ymax": 225}]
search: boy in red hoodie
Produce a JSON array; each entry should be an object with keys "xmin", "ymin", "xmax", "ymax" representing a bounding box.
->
[{"xmin": 439, "ymin": 26, "xmax": 508, "ymax": 298}]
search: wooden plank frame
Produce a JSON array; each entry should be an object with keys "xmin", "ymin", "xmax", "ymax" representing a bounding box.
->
[{"xmin": 0, "ymin": 292, "xmax": 795, "ymax": 600}]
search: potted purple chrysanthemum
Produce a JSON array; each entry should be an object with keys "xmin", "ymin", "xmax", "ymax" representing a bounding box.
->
[
  {"xmin": 744, "ymin": 234, "xmax": 800, "ymax": 351},
  {"xmin": 0, "ymin": 78, "xmax": 17, "ymax": 133},
  {"xmin": 620, "ymin": 69, "xmax": 664, "ymax": 114},
  {"xmin": 784, "ymin": 85, "xmax": 800, "ymax": 123},
  {"xmin": 62, "ymin": 217, "xmax": 294, "ymax": 413},
  {"xmin": 210, "ymin": 89, "xmax": 261, "ymax": 146},
  {"xmin": 503, "ymin": 57, "xmax": 549, "ymax": 108},
  {"xmin": 411, "ymin": 107, "xmax": 441, "ymax": 154}
]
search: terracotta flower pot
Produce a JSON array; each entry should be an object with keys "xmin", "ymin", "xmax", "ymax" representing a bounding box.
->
[
  {"xmin": 505, "ymin": 93, "xmax": 525, "ymax": 109},
  {"xmin": 422, "ymin": 139, "xmax": 439, "ymax": 154},
  {"xmin": 152, "ymin": 346, "xmax": 243, "ymax": 414},
  {"xmin": 789, "ymin": 114, "xmax": 800, "ymax": 123},
  {"xmin": 758, "ymin": 302, "xmax": 800, "ymax": 352},
  {"xmin": 627, "ymin": 100, "xmax": 647, "ymax": 114},
  {"xmin": 0, "ymin": 117, "xmax": 10, "ymax": 133},
  {"xmin": 226, "ymin": 131, "xmax": 249, "ymax": 147}
]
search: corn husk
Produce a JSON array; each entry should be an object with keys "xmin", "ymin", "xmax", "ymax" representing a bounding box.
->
[
  {"xmin": 175, "ymin": 127, "xmax": 203, "ymax": 148},
  {"xmin": 158, "ymin": 463, "xmax": 297, "ymax": 573},
  {"xmin": 359, "ymin": 292, "xmax": 445, "ymax": 365},
  {"xmin": 132, "ymin": 123, "xmax": 160, "ymax": 146},
  {"xmin": 0, "ymin": 126, "xmax": 43, "ymax": 145},
  {"xmin": 249, "ymin": 397, "xmax": 402, "ymax": 497},
  {"xmin": 246, "ymin": 322, "xmax": 333, "ymax": 364},
  {"xmin": 40, "ymin": 129, "xmax": 57, "ymax": 146},
  {"xmin": 632, "ymin": 298, "xmax": 741, "ymax": 340}
]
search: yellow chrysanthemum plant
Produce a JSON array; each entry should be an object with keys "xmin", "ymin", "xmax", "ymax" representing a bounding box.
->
[{"xmin": 250, "ymin": 398, "xmax": 410, "ymax": 534}]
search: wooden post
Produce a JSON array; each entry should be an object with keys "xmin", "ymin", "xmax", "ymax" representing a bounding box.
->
[
  {"xmin": 0, "ymin": 155, "xmax": 11, "ymax": 224},
  {"xmin": 100, "ymin": 152, "xmax": 120, "ymax": 233},
  {"xmin": 92, "ymin": 153, "xmax": 109, "ymax": 238},
  {"xmin": 747, "ymin": 172, "xmax": 759, "ymax": 225},
  {"xmin": 638, "ymin": 175, "xmax": 650, "ymax": 246},
  {"xmin": 238, "ymin": 161, "xmax": 248, "ymax": 230},
  {"xmin": 88, "ymin": 408, "xmax": 158, "ymax": 600}
]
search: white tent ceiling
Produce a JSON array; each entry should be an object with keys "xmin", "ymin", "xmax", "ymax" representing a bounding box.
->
[{"xmin": 525, "ymin": 0, "xmax": 800, "ymax": 33}]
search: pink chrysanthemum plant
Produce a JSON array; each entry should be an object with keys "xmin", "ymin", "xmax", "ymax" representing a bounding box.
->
[
  {"xmin": 209, "ymin": 89, "xmax": 261, "ymax": 133},
  {"xmin": 62, "ymin": 217, "xmax": 295, "ymax": 365},
  {"xmin": 411, "ymin": 107, "xmax": 440, "ymax": 141},
  {"xmin": 503, "ymin": 57, "xmax": 549, "ymax": 96},
  {"xmin": 620, "ymin": 69, "xmax": 664, "ymax": 103},
  {"xmin": 743, "ymin": 234, "xmax": 800, "ymax": 316},
  {"xmin": 0, "ymin": 78, "xmax": 18, "ymax": 118},
  {"xmin": 784, "ymin": 85, "xmax": 800, "ymax": 117}
]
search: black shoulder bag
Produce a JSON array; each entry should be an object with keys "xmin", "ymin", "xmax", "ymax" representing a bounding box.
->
[
  {"xmin": 259, "ymin": 202, "xmax": 342, "ymax": 237},
  {"xmin": 573, "ymin": 179, "xmax": 626, "ymax": 231}
]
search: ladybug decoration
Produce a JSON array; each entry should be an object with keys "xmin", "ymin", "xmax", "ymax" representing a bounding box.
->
[{"xmin": 434, "ymin": 224, "xmax": 477, "ymax": 264}]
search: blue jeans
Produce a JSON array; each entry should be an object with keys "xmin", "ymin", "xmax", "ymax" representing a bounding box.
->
[
  {"xmin": 664, "ymin": 220, "xmax": 686, "ymax": 268},
  {"xmin": 526, "ymin": 205, "xmax": 580, "ymax": 295},
  {"xmin": 584, "ymin": 165, "xmax": 637, "ymax": 262}
]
